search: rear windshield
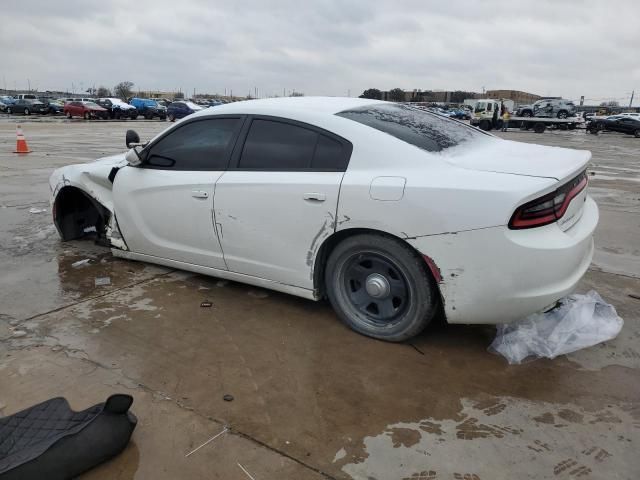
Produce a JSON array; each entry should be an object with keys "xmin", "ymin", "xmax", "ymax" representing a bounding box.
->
[{"xmin": 336, "ymin": 103, "xmax": 485, "ymax": 152}]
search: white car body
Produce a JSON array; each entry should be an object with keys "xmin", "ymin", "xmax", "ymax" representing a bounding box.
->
[
  {"xmin": 99, "ymin": 98, "xmax": 136, "ymax": 110},
  {"xmin": 49, "ymin": 97, "xmax": 597, "ymax": 331}
]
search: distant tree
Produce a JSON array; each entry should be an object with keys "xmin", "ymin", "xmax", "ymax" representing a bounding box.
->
[
  {"xmin": 388, "ymin": 88, "xmax": 405, "ymax": 102},
  {"xmin": 289, "ymin": 91, "xmax": 304, "ymax": 97},
  {"xmin": 114, "ymin": 81, "xmax": 134, "ymax": 101},
  {"xmin": 96, "ymin": 86, "xmax": 111, "ymax": 97},
  {"xmin": 359, "ymin": 88, "xmax": 382, "ymax": 100},
  {"xmin": 174, "ymin": 91, "xmax": 184, "ymax": 99},
  {"xmin": 607, "ymin": 100, "xmax": 619, "ymax": 107}
]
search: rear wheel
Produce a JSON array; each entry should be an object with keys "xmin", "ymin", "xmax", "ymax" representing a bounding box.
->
[
  {"xmin": 557, "ymin": 110, "xmax": 568, "ymax": 119},
  {"xmin": 534, "ymin": 122, "xmax": 546, "ymax": 134},
  {"xmin": 168, "ymin": 113, "xmax": 176, "ymax": 122},
  {"xmin": 635, "ymin": 129, "xmax": 640, "ymax": 138},
  {"xmin": 479, "ymin": 119, "xmax": 490, "ymax": 131},
  {"xmin": 83, "ymin": 112, "xmax": 90, "ymax": 120},
  {"xmin": 325, "ymin": 234, "xmax": 438, "ymax": 342},
  {"xmin": 521, "ymin": 111, "xmax": 532, "ymax": 117},
  {"xmin": 66, "ymin": 111, "xmax": 72, "ymax": 119},
  {"xmin": 24, "ymin": 108, "xmax": 30, "ymax": 115},
  {"xmin": 7, "ymin": 107, "xmax": 12, "ymax": 114}
]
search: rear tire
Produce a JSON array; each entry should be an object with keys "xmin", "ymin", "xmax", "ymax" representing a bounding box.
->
[
  {"xmin": 24, "ymin": 108, "xmax": 30, "ymax": 115},
  {"xmin": 635, "ymin": 129, "xmax": 640, "ymax": 138},
  {"xmin": 557, "ymin": 110, "xmax": 568, "ymax": 119},
  {"xmin": 7, "ymin": 107, "xmax": 12, "ymax": 114},
  {"xmin": 168, "ymin": 113, "xmax": 176, "ymax": 122},
  {"xmin": 325, "ymin": 234, "xmax": 438, "ymax": 342},
  {"xmin": 83, "ymin": 112, "xmax": 90, "ymax": 120},
  {"xmin": 479, "ymin": 119, "xmax": 490, "ymax": 131}
]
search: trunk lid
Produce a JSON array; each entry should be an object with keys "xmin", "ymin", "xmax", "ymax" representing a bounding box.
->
[{"xmin": 443, "ymin": 137, "xmax": 591, "ymax": 183}]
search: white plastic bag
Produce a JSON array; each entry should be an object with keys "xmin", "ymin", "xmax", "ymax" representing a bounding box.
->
[{"xmin": 490, "ymin": 291, "xmax": 623, "ymax": 364}]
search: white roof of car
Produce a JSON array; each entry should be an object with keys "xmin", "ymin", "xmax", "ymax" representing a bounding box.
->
[{"xmin": 192, "ymin": 96, "xmax": 383, "ymax": 118}]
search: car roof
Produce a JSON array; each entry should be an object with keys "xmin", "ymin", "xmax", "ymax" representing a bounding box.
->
[{"xmin": 190, "ymin": 96, "xmax": 384, "ymax": 120}]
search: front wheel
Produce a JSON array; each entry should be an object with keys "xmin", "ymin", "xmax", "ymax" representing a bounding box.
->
[
  {"xmin": 168, "ymin": 113, "xmax": 176, "ymax": 122},
  {"xmin": 83, "ymin": 112, "xmax": 90, "ymax": 120},
  {"xmin": 634, "ymin": 129, "xmax": 640, "ymax": 138},
  {"xmin": 325, "ymin": 234, "xmax": 438, "ymax": 342},
  {"xmin": 557, "ymin": 110, "xmax": 568, "ymax": 119},
  {"xmin": 24, "ymin": 108, "xmax": 31, "ymax": 115}
]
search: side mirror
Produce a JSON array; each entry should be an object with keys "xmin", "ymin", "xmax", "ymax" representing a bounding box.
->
[
  {"xmin": 125, "ymin": 147, "xmax": 142, "ymax": 167},
  {"xmin": 125, "ymin": 129, "xmax": 140, "ymax": 148}
]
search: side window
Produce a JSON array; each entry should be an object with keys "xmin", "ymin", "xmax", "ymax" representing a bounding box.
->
[
  {"xmin": 486, "ymin": 103, "xmax": 492, "ymax": 112},
  {"xmin": 239, "ymin": 119, "xmax": 317, "ymax": 170},
  {"xmin": 145, "ymin": 118, "xmax": 240, "ymax": 170},
  {"xmin": 312, "ymin": 135, "xmax": 347, "ymax": 170}
]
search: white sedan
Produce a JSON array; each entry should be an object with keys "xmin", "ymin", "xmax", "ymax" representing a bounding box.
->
[{"xmin": 49, "ymin": 97, "xmax": 598, "ymax": 341}]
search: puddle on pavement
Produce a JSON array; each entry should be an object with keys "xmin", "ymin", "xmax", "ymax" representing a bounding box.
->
[{"xmin": 337, "ymin": 396, "xmax": 637, "ymax": 480}]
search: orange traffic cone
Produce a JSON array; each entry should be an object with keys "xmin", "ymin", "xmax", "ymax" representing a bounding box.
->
[{"xmin": 14, "ymin": 125, "xmax": 31, "ymax": 154}]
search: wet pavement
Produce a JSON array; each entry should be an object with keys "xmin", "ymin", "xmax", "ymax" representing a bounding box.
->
[{"xmin": 1, "ymin": 120, "xmax": 638, "ymax": 479}]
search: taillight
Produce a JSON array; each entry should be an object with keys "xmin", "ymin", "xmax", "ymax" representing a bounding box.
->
[{"xmin": 509, "ymin": 171, "xmax": 588, "ymax": 229}]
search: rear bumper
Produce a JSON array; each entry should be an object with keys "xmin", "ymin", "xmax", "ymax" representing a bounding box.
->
[{"xmin": 408, "ymin": 196, "xmax": 599, "ymax": 324}]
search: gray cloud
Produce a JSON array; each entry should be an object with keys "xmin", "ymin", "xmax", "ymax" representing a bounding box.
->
[{"xmin": 1, "ymin": 0, "xmax": 637, "ymax": 104}]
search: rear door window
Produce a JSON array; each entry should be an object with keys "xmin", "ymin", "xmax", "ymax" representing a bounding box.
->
[
  {"xmin": 144, "ymin": 118, "xmax": 241, "ymax": 170},
  {"xmin": 238, "ymin": 119, "xmax": 351, "ymax": 171},
  {"xmin": 336, "ymin": 103, "xmax": 486, "ymax": 152}
]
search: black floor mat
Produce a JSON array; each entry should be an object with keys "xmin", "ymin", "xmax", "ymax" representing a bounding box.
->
[{"xmin": 0, "ymin": 394, "xmax": 137, "ymax": 480}]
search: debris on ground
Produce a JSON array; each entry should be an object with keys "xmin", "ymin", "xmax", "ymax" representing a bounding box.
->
[
  {"xmin": 223, "ymin": 394, "xmax": 234, "ymax": 402},
  {"xmin": 94, "ymin": 277, "xmax": 111, "ymax": 286},
  {"xmin": 28, "ymin": 207, "xmax": 47, "ymax": 214},
  {"xmin": 71, "ymin": 259, "xmax": 91, "ymax": 268},
  {"xmin": 490, "ymin": 290, "xmax": 623, "ymax": 364},
  {"xmin": 200, "ymin": 301, "xmax": 213, "ymax": 308},
  {"xmin": 237, "ymin": 462, "xmax": 257, "ymax": 480},
  {"xmin": 185, "ymin": 427, "xmax": 228, "ymax": 457}
]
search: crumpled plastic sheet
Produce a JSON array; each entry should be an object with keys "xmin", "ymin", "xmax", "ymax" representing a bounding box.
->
[{"xmin": 490, "ymin": 290, "xmax": 623, "ymax": 364}]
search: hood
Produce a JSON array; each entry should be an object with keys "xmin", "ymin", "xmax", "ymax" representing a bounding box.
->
[{"xmin": 442, "ymin": 137, "xmax": 590, "ymax": 182}]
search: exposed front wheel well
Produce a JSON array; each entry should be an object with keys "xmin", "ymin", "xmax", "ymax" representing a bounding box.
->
[{"xmin": 53, "ymin": 186, "xmax": 110, "ymax": 242}]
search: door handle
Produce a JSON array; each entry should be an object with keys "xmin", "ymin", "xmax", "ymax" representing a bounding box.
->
[
  {"xmin": 191, "ymin": 190, "xmax": 209, "ymax": 199},
  {"xmin": 303, "ymin": 193, "xmax": 326, "ymax": 202}
]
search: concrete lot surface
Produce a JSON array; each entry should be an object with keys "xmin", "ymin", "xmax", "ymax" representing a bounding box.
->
[{"xmin": 1, "ymin": 119, "xmax": 638, "ymax": 479}]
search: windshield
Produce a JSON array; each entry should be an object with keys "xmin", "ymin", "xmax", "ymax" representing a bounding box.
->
[
  {"xmin": 84, "ymin": 102, "xmax": 100, "ymax": 108},
  {"xmin": 336, "ymin": 103, "xmax": 486, "ymax": 152}
]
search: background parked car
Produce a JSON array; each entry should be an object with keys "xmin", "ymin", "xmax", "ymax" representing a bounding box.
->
[
  {"xmin": 532, "ymin": 99, "xmax": 577, "ymax": 119},
  {"xmin": 14, "ymin": 94, "xmax": 38, "ymax": 101},
  {"xmin": 6, "ymin": 99, "xmax": 48, "ymax": 115},
  {"xmin": 166, "ymin": 101, "xmax": 203, "ymax": 121},
  {"xmin": 589, "ymin": 115, "xmax": 640, "ymax": 137},
  {"xmin": 129, "ymin": 98, "xmax": 166, "ymax": 120},
  {"xmin": 39, "ymin": 98, "xmax": 64, "ymax": 115},
  {"xmin": 95, "ymin": 98, "xmax": 138, "ymax": 119},
  {"xmin": 0, "ymin": 95, "xmax": 15, "ymax": 111},
  {"xmin": 64, "ymin": 101, "xmax": 108, "ymax": 119}
]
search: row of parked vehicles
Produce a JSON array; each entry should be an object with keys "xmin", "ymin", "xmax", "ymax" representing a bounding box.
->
[{"xmin": 0, "ymin": 94, "xmax": 210, "ymax": 122}]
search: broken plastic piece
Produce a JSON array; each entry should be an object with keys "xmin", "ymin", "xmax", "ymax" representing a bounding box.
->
[
  {"xmin": 200, "ymin": 301, "xmax": 213, "ymax": 308},
  {"xmin": 71, "ymin": 259, "xmax": 91, "ymax": 268},
  {"xmin": 94, "ymin": 277, "xmax": 111, "ymax": 286},
  {"xmin": 490, "ymin": 290, "xmax": 623, "ymax": 364},
  {"xmin": 28, "ymin": 207, "xmax": 46, "ymax": 214}
]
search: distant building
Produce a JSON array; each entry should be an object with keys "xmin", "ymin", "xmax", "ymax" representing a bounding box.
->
[
  {"xmin": 136, "ymin": 90, "xmax": 183, "ymax": 100},
  {"xmin": 380, "ymin": 90, "xmax": 481, "ymax": 103},
  {"xmin": 484, "ymin": 90, "xmax": 541, "ymax": 105}
]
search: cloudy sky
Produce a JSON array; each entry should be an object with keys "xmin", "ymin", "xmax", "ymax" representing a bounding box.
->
[{"xmin": 1, "ymin": 0, "xmax": 638, "ymax": 105}]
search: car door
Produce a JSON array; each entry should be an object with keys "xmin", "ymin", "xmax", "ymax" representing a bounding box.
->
[
  {"xmin": 113, "ymin": 116, "xmax": 245, "ymax": 269},
  {"xmin": 214, "ymin": 116, "xmax": 352, "ymax": 289}
]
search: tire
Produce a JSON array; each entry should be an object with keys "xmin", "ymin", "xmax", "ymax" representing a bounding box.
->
[
  {"xmin": 521, "ymin": 111, "xmax": 532, "ymax": 117},
  {"xmin": 168, "ymin": 113, "xmax": 176, "ymax": 122},
  {"xmin": 7, "ymin": 107, "xmax": 12, "ymax": 114},
  {"xmin": 568, "ymin": 123, "xmax": 576, "ymax": 130},
  {"xmin": 83, "ymin": 112, "xmax": 90, "ymax": 120},
  {"xmin": 635, "ymin": 129, "xmax": 640, "ymax": 138},
  {"xmin": 559, "ymin": 123, "xmax": 568, "ymax": 130},
  {"xmin": 479, "ymin": 119, "xmax": 490, "ymax": 131},
  {"xmin": 24, "ymin": 108, "xmax": 30, "ymax": 115},
  {"xmin": 557, "ymin": 110, "xmax": 568, "ymax": 119},
  {"xmin": 325, "ymin": 234, "xmax": 438, "ymax": 342},
  {"xmin": 66, "ymin": 111, "xmax": 72, "ymax": 119},
  {"xmin": 534, "ymin": 122, "xmax": 546, "ymax": 134}
]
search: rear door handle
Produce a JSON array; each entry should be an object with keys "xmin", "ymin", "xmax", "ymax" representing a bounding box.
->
[
  {"xmin": 303, "ymin": 193, "xmax": 326, "ymax": 202},
  {"xmin": 191, "ymin": 190, "xmax": 209, "ymax": 199}
]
